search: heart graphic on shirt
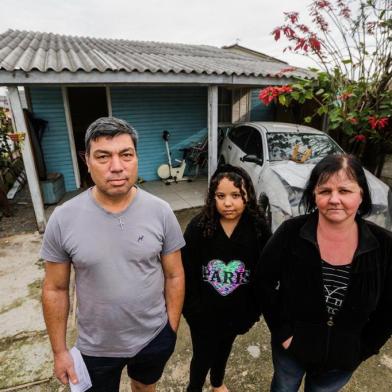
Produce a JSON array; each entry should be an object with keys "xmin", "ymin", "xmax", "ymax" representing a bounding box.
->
[{"xmin": 203, "ymin": 259, "xmax": 249, "ymax": 296}]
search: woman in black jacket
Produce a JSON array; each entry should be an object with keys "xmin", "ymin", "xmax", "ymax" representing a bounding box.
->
[
  {"xmin": 182, "ymin": 164, "xmax": 271, "ymax": 392},
  {"xmin": 255, "ymin": 154, "xmax": 392, "ymax": 392}
]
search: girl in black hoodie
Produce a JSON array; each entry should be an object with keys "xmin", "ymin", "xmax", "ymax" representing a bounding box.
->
[{"xmin": 182, "ymin": 165, "xmax": 271, "ymax": 392}]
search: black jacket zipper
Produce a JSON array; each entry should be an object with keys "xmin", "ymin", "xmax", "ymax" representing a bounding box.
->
[{"xmin": 324, "ymin": 315, "xmax": 334, "ymax": 364}]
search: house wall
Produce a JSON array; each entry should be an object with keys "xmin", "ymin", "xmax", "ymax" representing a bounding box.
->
[
  {"xmin": 111, "ymin": 86, "xmax": 208, "ymax": 181},
  {"xmin": 232, "ymin": 88, "xmax": 250, "ymax": 123},
  {"xmin": 28, "ymin": 86, "xmax": 208, "ymax": 190},
  {"xmin": 27, "ymin": 86, "xmax": 274, "ymax": 190},
  {"xmin": 29, "ymin": 87, "xmax": 76, "ymax": 191},
  {"xmin": 249, "ymin": 88, "xmax": 275, "ymax": 121}
]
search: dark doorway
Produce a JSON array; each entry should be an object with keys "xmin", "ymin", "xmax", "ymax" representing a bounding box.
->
[{"xmin": 67, "ymin": 87, "xmax": 108, "ymax": 187}]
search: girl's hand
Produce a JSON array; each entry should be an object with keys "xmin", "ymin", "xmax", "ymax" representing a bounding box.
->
[{"xmin": 282, "ymin": 336, "xmax": 293, "ymax": 350}]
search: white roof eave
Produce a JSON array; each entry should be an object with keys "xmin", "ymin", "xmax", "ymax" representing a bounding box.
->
[{"xmin": 0, "ymin": 69, "xmax": 302, "ymax": 86}]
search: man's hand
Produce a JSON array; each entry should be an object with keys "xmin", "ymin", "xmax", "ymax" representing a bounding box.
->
[
  {"xmin": 54, "ymin": 350, "xmax": 78, "ymax": 385},
  {"xmin": 282, "ymin": 336, "xmax": 293, "ymax": 350}
]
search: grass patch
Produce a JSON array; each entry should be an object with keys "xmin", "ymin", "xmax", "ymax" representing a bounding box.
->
[
  {"xmin": 34, "ymin": 258, "xmax": 45, "ymax": 269},
  {"xmin": 0, "ymin": 298, "xmax": 24, "ymax": 316},
  {"xmin": 28, "ymin": 278, "xmax": 43, "ymax": 301}
]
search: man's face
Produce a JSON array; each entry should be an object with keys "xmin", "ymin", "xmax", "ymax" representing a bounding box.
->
[{"xmin": 86, "ymin": 133, "xmax": 138, "ymax": 198}]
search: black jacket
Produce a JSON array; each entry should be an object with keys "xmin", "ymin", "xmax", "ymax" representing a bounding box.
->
[
  {"xmin": 254, "ymin": 213, "xmax": 392, "ymax": 371},
  {"xmin": 182, "ymin": 212, "xmax": 271, "ymax": 335}
]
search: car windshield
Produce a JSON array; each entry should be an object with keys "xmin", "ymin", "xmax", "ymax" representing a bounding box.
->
[{"xmin": 267, "ymin": 132, "xmax": 342, "ymax": 162}]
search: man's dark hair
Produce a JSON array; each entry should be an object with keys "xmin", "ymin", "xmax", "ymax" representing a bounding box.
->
[
  {"xmin": 85, "ymin": 117, "xmax": 138, "ymax": 153},
  {"xmin": 301, "ymin": 154, "xmax": 372, "ymax": 217}
]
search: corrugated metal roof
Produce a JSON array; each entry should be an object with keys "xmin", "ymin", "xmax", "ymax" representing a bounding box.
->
[
  {"xmin": 222, "ymin": 44, "xmax": 288, "ymax": 64},
  {"xmin": 0, "ymin": 29, "xmax": 312, "ymax": 79}
]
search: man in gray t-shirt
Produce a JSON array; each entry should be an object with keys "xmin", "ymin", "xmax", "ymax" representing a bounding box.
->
[{"xmin": 41, "ymin": 117, "xmax": 185, "ymax": 392}]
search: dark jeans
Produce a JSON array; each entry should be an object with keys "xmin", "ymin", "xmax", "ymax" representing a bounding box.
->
[
  {"xmin": 186, "ymin": 328, "xmax": 237, "ymax": 392},
  {"xmin": 271, "ymin": 343, "xmax": 353, "ymax": 392},
  {"xmin": 82, "ymin": 321, "xmax": 176, "ymax": 392}
]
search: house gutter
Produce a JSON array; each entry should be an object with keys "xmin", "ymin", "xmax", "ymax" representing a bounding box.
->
[{"xmin": 0, "ymin": 70, "xmax": 302, "ymax": 87}]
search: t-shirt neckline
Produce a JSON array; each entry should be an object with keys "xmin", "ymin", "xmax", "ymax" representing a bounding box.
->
[{"xmin": 87, "ymin": 186, "xmax": 140, "ymax": 218}]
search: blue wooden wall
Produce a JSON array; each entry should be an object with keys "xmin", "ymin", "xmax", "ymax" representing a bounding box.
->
[
  {"xmin": 111, "ymin": 87, "xmax": 207, "ymax": 181},
  {"xmin": 29, "ymin": 87, "xmax": 77, "ymax": 191},
  {"xmin": 29, "ymin": 86, "xmax": 208, "ymax": 188},
  {"xmin": 250, "ymin": 88, "xmax": 275, "ymax": 121}
]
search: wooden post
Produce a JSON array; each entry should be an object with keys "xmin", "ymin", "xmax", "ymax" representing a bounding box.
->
[
  {"xmin": 208, "ymin": 85, "xmax": 218, "ymax": 182},
  {"xmin": 62, "ymin": 87, "xmax": 81, "ymax": 189},
  {"xmin": 7, "ymin": 86, "xmax": 46, "ymax": 232},
  {"xmin": 106, "ymin": 86, "xmax": 113, "ymax": 116}
]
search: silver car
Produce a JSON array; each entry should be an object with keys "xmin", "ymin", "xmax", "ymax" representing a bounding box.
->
[{"xmin": 219, "ymin": 122, "xmax": 392, "ymax": 232}]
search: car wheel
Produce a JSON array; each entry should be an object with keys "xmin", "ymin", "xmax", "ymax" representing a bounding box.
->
[{"xmin": 259, "ymin": 194, "xmax": 272, "ymax": 229}]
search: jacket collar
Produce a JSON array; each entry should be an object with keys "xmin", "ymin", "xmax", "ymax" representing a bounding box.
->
[
  {"xmin": 217, "ymin": 210, "xmax": 251, "ymax": 242},
  {"xmin": 299, "ymin": 211, "xmax": 379, "ymax": 257}
]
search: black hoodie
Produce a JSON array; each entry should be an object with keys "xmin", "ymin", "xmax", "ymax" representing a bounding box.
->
[{"xmin": 182, "ymin": 211, "xmax": 271, "ymax": 334}]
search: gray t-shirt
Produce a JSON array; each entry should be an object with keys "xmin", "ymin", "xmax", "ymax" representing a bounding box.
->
[{"xmin": 41, "ymin": 187, "xmax": 185, "ymax": 357}]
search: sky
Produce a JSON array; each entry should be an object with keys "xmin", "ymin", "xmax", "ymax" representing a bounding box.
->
[{"xmin": 3, "ymin": 0, "xmax": 318, "ymax": 68}]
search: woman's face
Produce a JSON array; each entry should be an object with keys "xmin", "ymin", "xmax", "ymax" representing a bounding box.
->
[
  {"xmin": 215, "ymin": 177, "xmax": 247, "ymax": 222},
  {"xmin": 314, "ymin": 169, "xmax": 363, "ymax": 225}
]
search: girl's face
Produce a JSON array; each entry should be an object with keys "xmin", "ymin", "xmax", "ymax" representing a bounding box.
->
[
  {"xmin": 215, "ymin": 177, "xmax": 247, "ymax": 221},
  {"xmin": 314, "ymin": 169, "xmax": 363, "ymax": 225}
]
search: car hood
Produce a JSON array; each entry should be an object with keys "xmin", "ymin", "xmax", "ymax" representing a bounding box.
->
[
  {"xmin": 269, "ymin": 161, "xmax": 313, "ymax": 189},
  {"xmin": 269, "ymin": 160, "xmax": 389, "ymax": 206}
]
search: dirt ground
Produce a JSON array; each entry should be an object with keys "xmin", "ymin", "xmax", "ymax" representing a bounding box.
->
[
  {"xmin": 0, "ymin": 191, "xmax": 392, "ymax": 391},
  {"xmin": 0, "ymin": 186, "xmax": 38, "ymax": 237}
]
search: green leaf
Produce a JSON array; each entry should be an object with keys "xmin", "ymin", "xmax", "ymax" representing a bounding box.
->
[
  {"xmin": 342, "ymin": 59, "xmax": 352, "ymax": 64},
  {"xmin": 305, "ymin": 91, "xmax": 314, "ymax": 100},
  {"xmin": 315, "ymin": 89, "xmax": 324, "ymax": 95},
  {"xmin": 304, "ymin": 116, "xmax": 312, "ymax": 123},
  {"xmin": 317, "ymin": 106, "xmax": 327, "ymax": 116},
  {"xmin": 329, "ymin": 122, "xmax": 340, "ymax": 130},
  {"xmin": 291, "ymin": 92, "xmax": 300, "ymax": 100},
  {"xmin": 278, "ymin": 95, "xmax": 287, "ymax": 105},
  {"xmin": 329, "ymin": 110, "xmax": 343, "ymax": 122},
  {"xmin": 292, "ymin": 83, "xmax": 305, "ymax": 91}
]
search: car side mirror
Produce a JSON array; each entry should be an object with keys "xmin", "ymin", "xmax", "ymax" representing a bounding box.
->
[{"xmin": 241, "ymin": 154, "xmax": 263, "ymax": 165}]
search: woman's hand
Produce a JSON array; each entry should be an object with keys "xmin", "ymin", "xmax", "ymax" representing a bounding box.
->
[{"xmin": 282, "ymin": 336, "xmax": 293, "ymax": 350}]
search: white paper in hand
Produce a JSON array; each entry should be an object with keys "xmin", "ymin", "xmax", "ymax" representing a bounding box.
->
[{"xmin": 69, "ymin": 346, "xmax": 92, "ymax": 392}]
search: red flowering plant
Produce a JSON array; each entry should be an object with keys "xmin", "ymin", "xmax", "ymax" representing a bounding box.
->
[
  {"xmin": 259, "ymin": 85, "xmax": 293, "ymax": 105},
  {"xmin": 260, "ymin": 0, "xmax": 392, "ymax": 174}
]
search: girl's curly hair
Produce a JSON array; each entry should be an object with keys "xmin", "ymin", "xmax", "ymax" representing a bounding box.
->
[{"xmin": 198, "ymin": 164, "xmax": 268, "ymax": 238}]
